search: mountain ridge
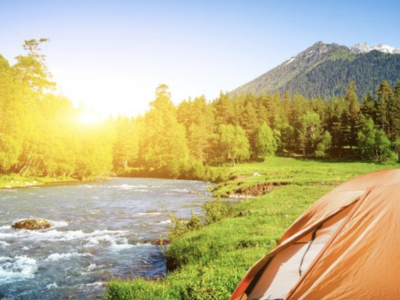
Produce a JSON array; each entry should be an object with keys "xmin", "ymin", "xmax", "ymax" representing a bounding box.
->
[
  {"xmin": 350, "ymin": 42, "xmax": 400, "ymax": 54},
  {"xmin": 232, "ymin": 41, "xmax": 400, "ymax": 99}
]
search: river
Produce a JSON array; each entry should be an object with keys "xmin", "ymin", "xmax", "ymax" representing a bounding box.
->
[{"xmin": 0, "ymin": 177, "xmax": 212, "ymax": 300}]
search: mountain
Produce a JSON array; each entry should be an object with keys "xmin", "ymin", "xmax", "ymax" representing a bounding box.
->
[
  {"xmin": 232, "ymin": 42, "xmax": 400, "ymax": 99},
  {"xmin": 350, "ymin": 42, "xmax": 400, "ymax": 54}
]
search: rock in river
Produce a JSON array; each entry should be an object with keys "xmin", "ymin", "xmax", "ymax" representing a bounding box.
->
[
  {"xmin": 151, "ymin": 239, "xmax": 170, "ymax": 245},
  {"xmin": 12, "ymin": 218, "xmax": 52, "ymax": 230}
]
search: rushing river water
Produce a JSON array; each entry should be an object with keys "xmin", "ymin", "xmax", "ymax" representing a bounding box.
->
[{"xmin": 0, "ymin": 177, "xmax": 211, "ymax": 300}]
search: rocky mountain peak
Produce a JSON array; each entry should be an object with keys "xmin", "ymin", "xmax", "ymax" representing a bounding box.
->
[
  {"xmin": 232, "ymin": 41, "xmax": 400, "ymax": 99},
  {"xmin": 350, "ymin": 42, "xmax": 400, "ymax": 54}
]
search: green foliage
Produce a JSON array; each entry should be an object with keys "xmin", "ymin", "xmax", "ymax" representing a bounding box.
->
[
  {"xmin": 218, "ymin": 125, "xmax": 250, "ymax": 166},
  {"xmin": 112, "ymin": 116, "xmax": 139, "ymax": 170},
  {"xmin": 357, "ymin": 118, "xmax": 395, "ymax": 161},
  {"xmin": 186, "ymin": 212, "xmax": 203, "ymax": 231},
  {"xmin": 142, "ymin": 85, "xmax": 189, "ymax": 177},
  {"xmin": 14, "ymin": 38, "xmax": 56, "ymax": 91},
  {"xmin": 168, "ymin": 198, "xmax": 231, "ymax": 242},
  {"xmin": 0, "ymin": 40, "xmax": 113, "ymax": 178},
  {"xmin": 392, "ymin": 137, "xmax": 400, "ymax": 161},
  {"xmin": 203, "ymin": 198, "xmax": 232, "ymax": 225},
  {"xmin": 255, "ymin": 122, "xmax": 277, "ymax": 160},
  {"xmin": 315, "ymin": 131, "xmax": 332, "ymax": 158},
  {"xmin": 345, "ymin": 81, "xmax": 359, "ymax": 148},
  {"xmin": 118, "ymin": 163, "xmax": 228, "ymax": 183},
  {"xmin": 168, "ymin": 211, "xmax": 203, "ymax": 242},
  {"xmin": 297, "ymin": 112, "xmax": 321, "ymax": 156}
]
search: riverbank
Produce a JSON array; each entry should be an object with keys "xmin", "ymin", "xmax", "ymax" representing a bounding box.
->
[
  {"xmin": 106, "ymin": 157, "xmax": 400, "ymax": 299},
  {"xmin": 117, "ymin": 165, "xmax": 228, "ymax": 183},
  {"xmin": 0, "ymin": 174, "xmax": 108, "ymax": 190}
]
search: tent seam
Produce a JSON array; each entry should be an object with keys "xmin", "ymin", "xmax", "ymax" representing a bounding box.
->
[
  {"xmin": 238, "ymin": 202, "xmax": 358, "ymax": 300},
  {"xmin": 284, "ymin": 187, "xmax": 374, "ymax": 300}
]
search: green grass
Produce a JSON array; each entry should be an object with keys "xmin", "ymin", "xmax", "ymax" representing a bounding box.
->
[
  {"xmin": 106, "ymin": 157, "xmax": 400, "ymax": 300},
  {"xmin": 213, "ymin": 157, "xmax": 399, "ymax": 197}
]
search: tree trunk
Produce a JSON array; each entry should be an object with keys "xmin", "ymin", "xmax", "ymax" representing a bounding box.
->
[
  {"xmin": 18, "ymin": 165, "xmax": 27, "ymax": 176},
  {"xmin": 22, "ymin": 165, "xmax": 30, "ymax": 177}
]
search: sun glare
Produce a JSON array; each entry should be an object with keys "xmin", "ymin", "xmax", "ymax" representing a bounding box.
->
[{"xmin": 78, "ymin": 113, "xmax": 99, "ymax": 125}]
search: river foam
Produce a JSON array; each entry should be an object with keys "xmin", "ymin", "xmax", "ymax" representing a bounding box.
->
[
  {"xmin": 0, "ymin": 256, "xmax": 38, "ymax": 284},
  {"xmin": 45, "ymin": 252, "xmax": 92, "ymax": 261},
  {"xmin": 158, "ymin": 220, "xmax": 172, "ymax": 224},
  {"xmin": 0, "ymin": 241, "xmax": 9, "ymax": 248},
  {"xmin": 46, "ymin": 282, "xmax": 58, "ymax": 289},
  {"xmin": 0, "ymin": 227, "xmax": 128, "ymax": 244},
  {"xmin": 135, "ymin": 212, "xmax": 162, "ymax": 216}
]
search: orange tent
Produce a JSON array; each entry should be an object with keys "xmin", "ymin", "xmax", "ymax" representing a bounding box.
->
[{"xmin": 230, "ymin": 169, "xmax": 400, "ymax": 300}]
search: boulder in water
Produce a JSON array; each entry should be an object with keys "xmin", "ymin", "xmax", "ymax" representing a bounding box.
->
[
  {"xmin": 12, "ymin": 218, "xmax": 52, "ymax": 230},
  {"xmin": 151, "ymin": 239, "xmax": 170, "ymax": 245}
]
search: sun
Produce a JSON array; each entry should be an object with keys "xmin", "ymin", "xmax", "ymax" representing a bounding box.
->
[{"xmin": 78, "ymin": 113, "xmax": 99, "ymax": 125}]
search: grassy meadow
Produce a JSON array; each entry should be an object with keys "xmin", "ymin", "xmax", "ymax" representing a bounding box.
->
[
  {"xmin": 107, "ymin": 157, "xmax": 400, "ymax": 300},
  {"xmin": 213, "ymin": 156, "xmax": 399, "ymax": 197}
]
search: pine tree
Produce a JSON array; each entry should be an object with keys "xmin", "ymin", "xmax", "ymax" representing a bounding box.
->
[
  {"xmin": 297, "ymin": 112, "xmax": 321, "ymax": 156},
  {"xmin": 282, "ymin": 91, "xmax": 292, "ymax": 124},
  {"xmin": 213, "ymin": 91, "xmax": 235, "ymax": 126},
  {"xmin": 394, "ymin": 82, "xmax": 400, "ymax": 98},
  {"xmin": 142, "ymin": 84, "xmax": 189, "ymax": 175},
  {"xmin": 360, "ymin": 93, "xmax": 375, "ymax": 121},
  {"xmin": 389, "ymin": 81, "xmax": 400, "ymax": 140},
  {"xmin": 328, "ymin": 97, "xmax": 346, "ymax": 156},
  {"xmin": 375, "ymin": 80, "xmax": 393, "ymax": 134},
  {"xmin": 315, "ymin": 131, "xmax": 332, "ymax": 158},
  {"xmin": 345, "ymin": 81, "xmax": 359, "ymax": 149},
  {"xmin": 241, "ymin": 100, "xmax": 259, "ymax": 154}
]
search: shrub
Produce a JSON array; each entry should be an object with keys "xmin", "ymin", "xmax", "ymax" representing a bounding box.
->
[
  {"xmin": 203, "ymin": 198, "xmax": 232, "ymax": 225},
  {"xmin": 185, "ymin": 212, "xmax": 203, "ymax": 231},
  {"xmin": 168, "ymin": 211, "xmax": 203, "ymax": 241}
]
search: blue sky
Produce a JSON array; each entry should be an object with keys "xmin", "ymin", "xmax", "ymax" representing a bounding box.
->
[{"xmin": 1, "ymin": 0, "xmax": 399, "ymax": 115}]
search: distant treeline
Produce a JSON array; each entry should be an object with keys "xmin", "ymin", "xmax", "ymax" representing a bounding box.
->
[
  {"xmin": 1, "ymin": 39, "xmax": 400, "ymax": 181},
  {"xmin": 113, "ymin": 80, "xmax": 400, "ymax": 178}
]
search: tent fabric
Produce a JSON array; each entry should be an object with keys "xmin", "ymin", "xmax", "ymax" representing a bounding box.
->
[
  {"xmin": 247, "ymin": 204, "xmax": 353, "ymax": 300},
  {"xmin": 230, "ymin": 169, "xmax": 400, "ymax": 300}
]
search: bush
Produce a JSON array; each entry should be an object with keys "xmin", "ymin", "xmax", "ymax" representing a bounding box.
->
[
  {"xmin": 168, "ymin": 211, "xmax": 203, "ymax": 241},
  {"xmin": 186, "ymin": 212, "xmax": 203, "ymax": 231},
  {"xmin": 205, "ymin": 168, "xmax": 228, "ymax": 183},
  {"xmin": 168, "ymin": 197, "xmax": 232, "ymax": 242},
  {"xmin": 203, "ymin": 198, "xmax": 232, "ymax": 225}
]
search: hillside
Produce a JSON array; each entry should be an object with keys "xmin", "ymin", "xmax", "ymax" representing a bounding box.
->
[{"xmin": 232, "ymin": 41, "xmax": 400, "ymax": 99}]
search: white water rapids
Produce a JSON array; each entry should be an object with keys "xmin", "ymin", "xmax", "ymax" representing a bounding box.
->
[{"xmin": 0, "ymin": 178, "xmax": 211, "ymax": 299}]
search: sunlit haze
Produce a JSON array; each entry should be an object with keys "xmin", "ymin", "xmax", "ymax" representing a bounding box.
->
[
  {"xmin": 78, "ymin": 112, "xmax": 100, "ymax": 125},
  {"xmin": 1, "ymin": 0, "xmax": 399, "ymax": 116}
]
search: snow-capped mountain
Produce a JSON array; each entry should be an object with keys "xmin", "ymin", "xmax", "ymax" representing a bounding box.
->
[
  {"xmin": 350, "ymin": 43, "xmax": 400, "ymax": 54},
  {"xmin": 232, "ymin": 41, "xmax": 400, "ymax": 98}
]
